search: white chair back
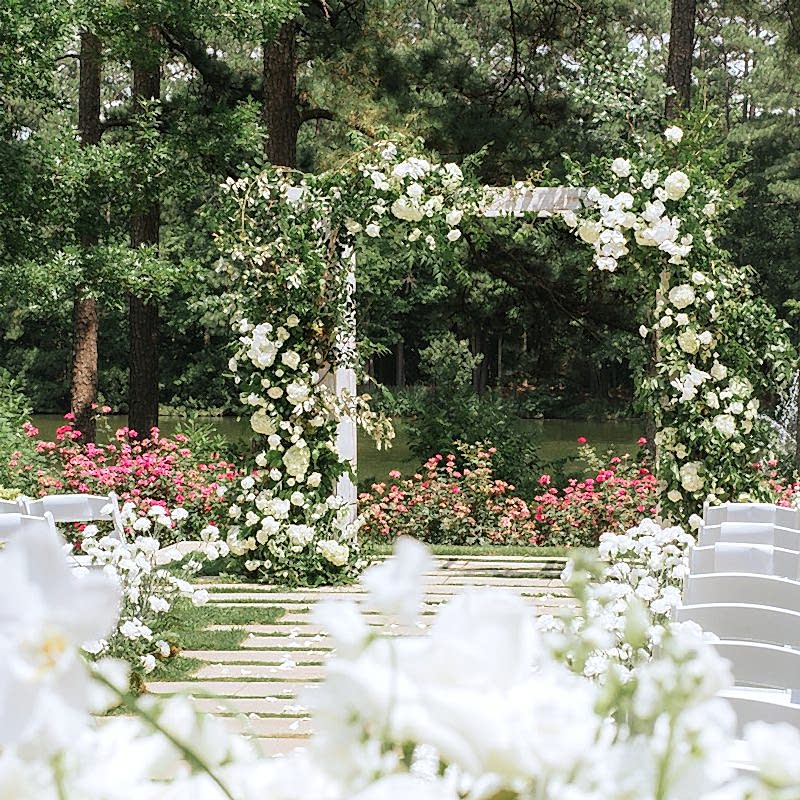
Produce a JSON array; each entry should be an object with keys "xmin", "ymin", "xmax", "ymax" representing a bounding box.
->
[
  {"xmin": 0, "ymin": 498, "xmax": 25, "ymax": 514},
  {"xmin": 713, "ymin": 640, "xmax": 800, "ymax": 690},
  {"xmin": 0, "ymin": 512, "xmax": 58, "ymax": 545},
  {"xmin": 684, "ymin": 573, "xmax": 800, "ymax": 614},
  {"xmin": 720, "ymin": 691, "xmax": 800, "ymax": 735},
  {"xmin": 689, "ymin": 543, "xmax": 800, "ymax": 578},
  {"xmin": 698, "ymin": 522, "xmax": 800, "ymax": 551},
  {"xmin": 675, "ymin": 603, "xmax": 800, "ymax": 649},
  {"xmin": 704, "ymin": 502, "xmax": 777, "ymax": 526},
  {"xmin": 775, "ymin": 505, "xmax": 800, "ymax": 529},
  {"xmin": 23, "ymin": 492, "xmax": 126, "ymax": 541}
]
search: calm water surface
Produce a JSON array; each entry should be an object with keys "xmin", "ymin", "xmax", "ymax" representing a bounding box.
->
[{"xmin": 31, "ymin": 414, "xmax": 644, "ymax": 475}]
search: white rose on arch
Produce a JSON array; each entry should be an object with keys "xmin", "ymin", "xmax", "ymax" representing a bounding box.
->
[
  {"xmin": 577, "ymin": 220, "xmax": 602, "ymax": 244},
  {"xmin": 281, "ymin": 350, "xmax": 301, "ymax": 370},
  {"xmin": 664, "ymin": 126, "xmax": 684, "ymax": 145},
  {"xmin": 668, "ymin": 284, "xmax": 695, "ymax": 309},
  {"xmin": 664, "ymin": 171, "xmax": 691, "ymax": 201},
  {"xmin": 283, "ymin": 443, "xmax": 311, "ymax": 478},
  {"xmin": 445, "ymin": 208, "xmax": 464, "ymax": 227},
  {"xmin": 610, "ymin": 157, "xmax": 632, "ymax": 178},
  {"xmin": 713, "ymin": 414, "xmax": 737, "ymax": 439},
  {"xmin": 676, "ymin": 330, "xmax": 700, "ymax": 354},
  {"xmin": 679, "ymin": 462, "xmax": 705, "ymax": 493},
  {"xmin": 390, "ymin": 196, "xmax": 424, "ymax": 222},
  {"xmin": 286, "ymin": 381, "xmax": 311, "ymax": 406}
]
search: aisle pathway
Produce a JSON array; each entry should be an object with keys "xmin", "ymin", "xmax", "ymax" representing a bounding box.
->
[{"xmin": 147, "ymin": 555, "xmax": 571, "ymax": 756}]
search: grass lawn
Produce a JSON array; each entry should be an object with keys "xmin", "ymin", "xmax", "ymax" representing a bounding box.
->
[
  {"xmin": 358, "ymin": 419, "xmax": 421, "ymax": 486},
  {"xmin": 152, "ymin": 600, "xmax": 285, "ymax": 682},
  {"xmin": 371, "ymin": 543, "xmax": 584, "ymax": 558}
]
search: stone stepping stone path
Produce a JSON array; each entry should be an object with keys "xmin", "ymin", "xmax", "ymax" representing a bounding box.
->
[{"xmin": 147, "ymin": 554, "xmax": 570, "ymax": 757}]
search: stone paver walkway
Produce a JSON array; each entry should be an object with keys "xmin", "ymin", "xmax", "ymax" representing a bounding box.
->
[{"xmin": 147, "ymin": 555, "xmax": 570, "ymax": 756}]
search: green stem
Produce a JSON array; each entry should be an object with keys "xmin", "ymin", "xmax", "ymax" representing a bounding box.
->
[
  {"xmin": 654, "ymin": 713, "xmax": 677, "ymax": 800},
  {"xmin": 51, "ymin": 753, "xmax": 69, "ymax": 800},
  {"xmin": 92, "ymin": 669, "xmax": 237, "ymax": 800}
]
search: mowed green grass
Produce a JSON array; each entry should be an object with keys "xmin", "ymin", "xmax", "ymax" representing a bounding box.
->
[{"xmin": 153, "ymin": 601, "xmax": 285, "ymax": 682}]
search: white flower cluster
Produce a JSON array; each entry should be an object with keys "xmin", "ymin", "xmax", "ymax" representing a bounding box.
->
[
  {"xmin": 563, "ymin": 132, "xmax": 699, "ymax": 274},
  {"xmin": 227, "ymin": 467, "xmax": 362, "ymax": 577},
  {"xmin": 5, "ymin": 531, "xmax": 800, "ymax": 799},
  {"xmin": 560, "ymin": 125, "xmax": 795, "ymax": 519},
  {"xmin": 78, "ymin": 532, "xmax": 209, "ymax": 676},
  {"xmin": 543, "ymin": 518, "xmax": 694, "ymax": 680},
  {"xmin": 352, "ymin": 146, "xmax": 471, "ymax": 249},
  {"xmin": 120, "ymin": 501, "xmax": 193, "ymax": 545},
  {"xmin": 216, "ymin": 141, "xmax": 485, "ymax": 584},
  {"xmin": 227, "ymin": 313, "xmax": 367, "ymax": 582}
]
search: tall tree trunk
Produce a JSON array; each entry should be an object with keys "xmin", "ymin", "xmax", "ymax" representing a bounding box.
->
[
  {"xmin": 471, "ymin": 322, "xmax": 488, "ymax": 395},
  {"xmin": 71, "ymin": 31, "xmax": 102, "ymax": 442},
  {"xmin": 262, "ymin": 21, "xmax": 299, "ymax": 166},
  {"xmin": 394, "ymin": 339, "xmax": 406, "ymax": 388},
  {"xmin": 128, "ymin": 29, "xmax": 161, "ymax": 437},
  {"xmin": 497, "ymin": 334, "xmax": 503, "ymax": 383},
  {"xmin": 664, "ymin": 0, "xmax": 697, "ymax": 119}
]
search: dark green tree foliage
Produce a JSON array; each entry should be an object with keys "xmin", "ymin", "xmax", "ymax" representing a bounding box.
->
[
  {"xmin": 405, "ymin": 333, "xmax": 541, "ymax": 493},
  {"xmin": 2, "ymin": 0, "xmax": 800, "ymax": 438}
]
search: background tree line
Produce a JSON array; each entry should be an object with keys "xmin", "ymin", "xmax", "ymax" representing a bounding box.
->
[{"xmin": 2, "ymin": 0, "xmax": 799, "ymax": 440}]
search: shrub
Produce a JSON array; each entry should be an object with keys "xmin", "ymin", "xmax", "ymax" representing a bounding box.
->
[
  {"xmin": 405, "ymin": 333, "xmax": 540, "ymax": 494},
  {"xmin": 0, "ymin": 369, "xmax": 45, "ymax": 494},
  {"xmin": 359, "ymin": 442, "xmax": 538, "ymax": 546},
  {"xmin": 532, "ymin": 440, "xmax": 658, "ymax": 547},
  {"xmin": 8, "ymin": 415, "xmax": 239, "ymax": 542},
  {"xmin": 79, "ymin": 533, "xmax": 213, "ymax": 691}
]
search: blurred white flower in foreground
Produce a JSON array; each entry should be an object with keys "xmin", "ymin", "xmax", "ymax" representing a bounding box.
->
[{"xmin": 0, "ymin": 525, "xmax": 119, "ymax": 748}]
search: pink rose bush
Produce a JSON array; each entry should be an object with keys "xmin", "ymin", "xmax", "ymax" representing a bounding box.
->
[
  {"xmin": 7, "ymin": 416, "xmax": 239, "ymax": 542},
  {"xmin": 360, "ymin": 439, "xmax": 659, "ymax": 548},
  {"xmin": 531, "ymin": 440, "xmax": 659, "ymax": 547},
  {"xmin": 359, "ymin": 443, "xmax": 539, "ymax": 545}
]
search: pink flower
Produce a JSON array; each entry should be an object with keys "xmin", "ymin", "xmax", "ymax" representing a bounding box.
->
[
  {"xmin": 637, "ymin": 437, "xmax": 648, "ymax": 446},
  {"xmin": 538, "ymin": 474, "xmax": 551, "ymax": 486},
  {"xmin": 64, "ymin": 412, "xmax": 76, "ymax": 421},
  {"xmin": 577, "ymin": 436, "xmax": 587, "ymax": 444},
  {"xmin": 22, "ymin": 422, "xmax": 39, "ymax": 437},
  {"xmin": 388, "ymin": 469, "xmax": 401, "ymax": 479}
]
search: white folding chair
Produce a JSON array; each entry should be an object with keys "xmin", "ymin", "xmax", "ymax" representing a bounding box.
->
[
  {"xmin": 0, "ymin": 512, "xmax": 58, "ymax": 546},
  {"xmin": 775, "ymin": 505, "xmax": 800, "ymax": 530},
  {"xmin": 24, "ymin": 492, "xmax": 127, "ymax": 541},
  {"xmin": 720, "ymin": 690, "xmax": 800, "ymax": 735},
  {"xmin": 699, "ymin": 522, "xmax": 800, "ymax": 552},
  {"xmin": 689, "ymin": 543, "xmax": 800, "ymax": 578},
  {"xmin": 714, "ymin": 641, "xmax": 800, "ymax": 734},
  {"xmin": 714, "ymin": 640, "xmax": 800, "ymax": 691},
  {"xmin": 0, "ymin": 498, "xmax": 25, "ymax": 514},
  {"xmin": 684, "ymin": 573, "xmax": 800, "ymax": 614},
  {"xmin": 704, "ymin": 502, "xmax": 778, "ymax": 526},
  {"xmin": 675, "ymin": 603, "xmax": 800, "ymax": 649}
]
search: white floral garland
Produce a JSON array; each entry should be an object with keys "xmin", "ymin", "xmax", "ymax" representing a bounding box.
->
[
  {"xmin": 560, "ymin": 124, "xmax": 794, "ymax": 519},
  {"xmin": 216, "ymin": 141, "xmax": 478, "ymax": 583}
]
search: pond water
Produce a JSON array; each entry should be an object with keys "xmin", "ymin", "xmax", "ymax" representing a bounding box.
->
[{"xmin": 31, "ymin": 414, "xmax": 644, "ymax": 478}]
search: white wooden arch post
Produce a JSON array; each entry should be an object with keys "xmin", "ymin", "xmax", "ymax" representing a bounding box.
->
[{"xmin": 334, "ymin": 186, "xmax": 585, "ymax": 522}]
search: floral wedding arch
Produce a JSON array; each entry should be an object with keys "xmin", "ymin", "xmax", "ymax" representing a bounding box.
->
[{"xmin": 214, "ymin": 123, "xmax": 794, "ymax": 584}]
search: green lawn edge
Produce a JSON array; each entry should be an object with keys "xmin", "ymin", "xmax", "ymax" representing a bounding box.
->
[{"xmin": 371, "ymin": 543, "xmax": 581, "ymax": 558}]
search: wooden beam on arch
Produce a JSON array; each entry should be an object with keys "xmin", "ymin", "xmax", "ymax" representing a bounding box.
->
[{"xmin": 481, "ymin": 186, "xmax": 585, "ymax": 217}]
